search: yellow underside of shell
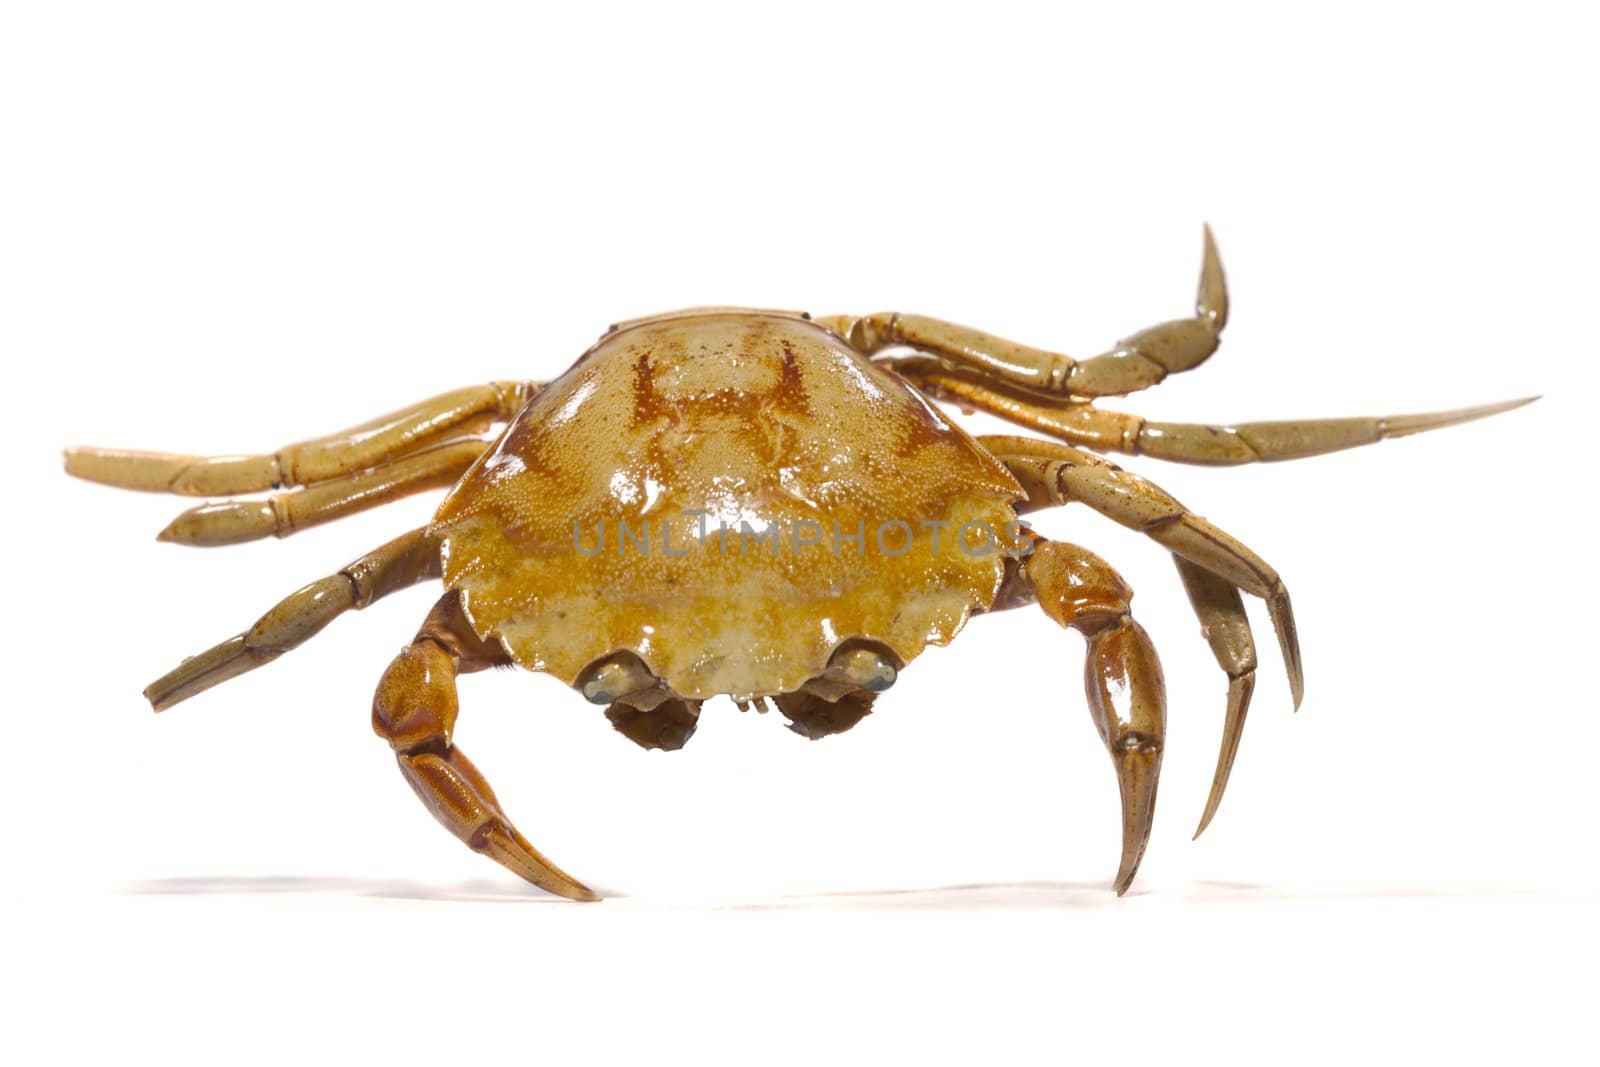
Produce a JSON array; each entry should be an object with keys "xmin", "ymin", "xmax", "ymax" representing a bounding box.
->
[{"xmin": 441, "ymin": 495, "xmax": 1013, "ymax": 700}]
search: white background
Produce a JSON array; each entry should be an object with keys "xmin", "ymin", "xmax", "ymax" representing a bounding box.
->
[{"xmin": 3, "ymin": 3, "xmax": 1595, "ymax": 1063}]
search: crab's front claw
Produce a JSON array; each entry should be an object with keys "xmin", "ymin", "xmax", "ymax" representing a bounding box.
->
[
  {"xmin": 1082, "ymin": 616, "xmax": 1168, "ymax": 895},
  {"xmin": 397, "ymin": 746, "xmax": 600, "ymax": 902},
  {"xmin": 1026, "ymin": 539, "xmax": 1170, "ymax": 895},
  {"xmin": 374, "ymin": 593, "xmax": 601, "ymax": 902}
]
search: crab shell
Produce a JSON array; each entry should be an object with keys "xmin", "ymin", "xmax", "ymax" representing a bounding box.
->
[{"xmin": 430, "ymin": 310, "xmax": 1026, "ymax": 702}]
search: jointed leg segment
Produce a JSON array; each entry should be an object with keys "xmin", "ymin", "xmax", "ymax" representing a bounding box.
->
[
  {"xmin": 65, "ymin": 381, "xmax": 540, "ymax": 495},
  {"xmin": 155, "ymin": 439, "xmax": 487, "ymax": 546},
  {"xmin": 984, "ymin": 434, "xmax": 1302, "ymax": 709},
  {"xmin": 144, "ymin": 527, "xmax": 442, "ymax": 710},
  {"xmin": 65, "ymin": 380, "xmax": 543, "ymax": 544},
  {"xmin": 1020, "ymin": 539, "xmax": 1167, "ymax": 893},
  {"xmin": 840, "ymin": 225, "xmax": 1531, "ymax": 465},
  {"xmin": 863, "ymin": 227, "xmax": 1531, "ymax": 870},
  {"xmin": 820, "ymin": 226, "xmax": 1227, "ymax": 399},
  {"xmin": 987, "ymin": 436, "xmax": 1294, "ymax": 847},
  {"xmin": 373, "ymin": 592, "xmax": 599, "ymax": 902},
  {"xmin": 1172, "ymin": 555, "xmax": 1258, "ymax": 838},
  {"xmin": 892, "ymin": 366, "xmax": 1534, "ymax": 466}
]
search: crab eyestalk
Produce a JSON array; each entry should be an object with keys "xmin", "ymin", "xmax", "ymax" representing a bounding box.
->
[
  {"xmin": 577, "ymin": 652, "xmax": 658, "ymax": 705},
  {"xmin": 824, "ymin": 641, "xmax": 899, "ymax": 693}
]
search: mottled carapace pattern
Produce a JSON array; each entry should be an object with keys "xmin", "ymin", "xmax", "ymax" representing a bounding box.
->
[{"xmin": 432, "ymin": 311, "xmax": 1024, "ymax": 700}]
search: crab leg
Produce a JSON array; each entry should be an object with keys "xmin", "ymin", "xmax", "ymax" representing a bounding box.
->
[
  {"xmin": 64, "ymin": 380, "xmax": 541, "ymax": 495},
  {"xmin": 144, "ymin": 527, "xmax": 441, "ymax": 711},
  {"xmin": 1172, "ymin": 554, "xmax": 1258, "ymax": 838},
  {"xmin": 373, "ymin": 592, "xmax": 599, "ymax": 902},
  {"xmin": 985, "ymin": 434, "xmax": 1302, "ymax": 709},
  {"xmin": 1021, "ymin": 539, "xmax": 1167, "ymax": 894},
  {"xmin": 893, "ymin": 364, "xmax": 1534, "ymax": 465},
  {"xmin": 156, "ymin": 439, "xmax": 486, "ymax": 546},
  {"xmin": 820, "ymin": 226, "xmax": 1226, "ymax": 399}
]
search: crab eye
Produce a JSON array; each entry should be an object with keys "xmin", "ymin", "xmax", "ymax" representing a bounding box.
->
[
  {"xmin": 825, "ymin": 642, "xmax": 899, "ymax": 693},
  {"xmin": 577, "ymin": 652, "xmax": 657, "ymax": 705}
]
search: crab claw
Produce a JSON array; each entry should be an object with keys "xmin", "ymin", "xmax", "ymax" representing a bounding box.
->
[
  {"xmin": 1109, "ymin": 734, "xmax": 1162, "ymax": 895},
  {"xmin": 1082, "ymin": 616, "xmax": 1167, "ymax": 895}
]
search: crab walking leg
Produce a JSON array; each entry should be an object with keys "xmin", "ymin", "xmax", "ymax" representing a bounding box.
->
[
  {"xmin": 984, "ymin": 435, "xmax": 1303, "ymax": 708},
  {"xmin": 893, "ymin": 364, "xmax": 1536, "ymax": 465},
  {"xmin": 144, "ymin": 527, "xmax": 441, "ymax": 710},
  {"xmin": 65, "ymin": 380, "xmax": 542, "ymax": 496},
  {"xmin": 819, "ymin": 226, "xmax": 1226, "ymax": 399},
  {"xmin": 373, "ymin": 592, "xmax": 600, "ymax": 902},
  {"xmin": 1173, "ymin": 555, "xmax": 1259, "ymax": 838},
  {"xmin": 1023, "ymin": 540, "xmax": 1167, "ymax": 894},
  {"xmin": 157, "ymin": 439, "xmax": 486, "ymax": 546}
]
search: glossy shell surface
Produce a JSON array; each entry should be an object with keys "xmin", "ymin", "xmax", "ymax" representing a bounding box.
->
[{"xmin": 432, "ymin": 311, "xmax": 1024, "ymax": 700}]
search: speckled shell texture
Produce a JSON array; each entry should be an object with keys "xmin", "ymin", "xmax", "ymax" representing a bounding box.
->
[{"xmin": 431, "ymin": 311, "xmax": 1023, "ymax": 700}]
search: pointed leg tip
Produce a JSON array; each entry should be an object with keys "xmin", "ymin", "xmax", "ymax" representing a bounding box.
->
[
  {"xmin": 539, "ymin": 864, "xmax": 603, "ymax": 903},
  {"xmin": 1281, "ymin": 630, "xmax": 1305, "ymax": 708},
  {"xmin": 155, "ymin": 512, "xmax": 200, "ymax": 544},
  {"xmin": 1195, "ymin": 224, "xmax": 1228, "ymax": 329},
  {"xmin": 155, "ymin": 502, "xmax": 275, "ymax": 547},
  {"xmin": 145, "ymin": 687, "xmax": 183, "ymax": 713},
  {"xmin": 1112, "ymin": 858, "xmax": 1137, "ymax": 894},
  {"xmin": 1384, "ymin": 395, "xmax": 1542, "ymax": 439},
  {"xmin": 1194, "ymin": 670, "xmax": 1254, "ymax": 841},
  {"xmin": 63, "ymin": 450, "xmax": 91, "ymax": 482},
  {"xmin": 545, "ymin": 879, "xmax": 603, "ymax": 903},
  {"xmin": 1461, "ymin": 395, "xmax": 1540, "ymax": 422},
  {"xmin": 1265, "ymin": 589, "xmax": 1303, "ymax": 711},
  {"xmin": 481, "ymin": 827, "xmax": 602, "ymax": 903},
  {"xmin": 543, "ymin": 878, "xmax": 602, "ymax": 903},
  {"xmin": 1113, "ymin": 753, "xmax": 1159, "ymax": 847},
  {"xmin": 1110, "ymin": 770, "xmax": 1156, "ymax": 899},
  {"xmin": 62, "ymin": 447, "xmax": 103, "ymax": 480},
  {"xmin": 1194, "ymin": 748, "xmax": 1236, "ymax": 838},
  {"xmin": 1495, "ymin": 395, "xmax": 1541, "ymax": 417}
]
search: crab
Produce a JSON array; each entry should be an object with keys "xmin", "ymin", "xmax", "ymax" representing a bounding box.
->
[{"xmin": 64, "ymin": 228, "xmax": 1532, "ymax": 901}]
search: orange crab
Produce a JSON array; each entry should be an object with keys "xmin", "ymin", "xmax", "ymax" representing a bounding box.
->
[{"xmin": 64, "ymin": 229, "xmax": 1531, "ymax": 900}]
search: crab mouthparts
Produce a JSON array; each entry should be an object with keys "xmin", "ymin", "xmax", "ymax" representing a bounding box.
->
[{"xmin": 574, "ymin": 642, "xmax": 900, "ymax": 750}]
